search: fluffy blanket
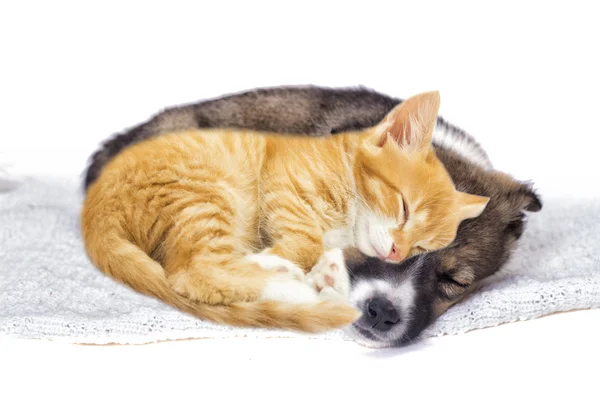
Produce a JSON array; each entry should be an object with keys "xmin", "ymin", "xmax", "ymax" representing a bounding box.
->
[{"xmin": 1, "ymin": 177, "xmax": 598, "ymax": 344}]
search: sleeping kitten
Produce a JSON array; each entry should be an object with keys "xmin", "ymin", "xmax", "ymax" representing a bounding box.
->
[{"xmin": 81, "ymin": 91, "xmax": 489, "ymax": 333}]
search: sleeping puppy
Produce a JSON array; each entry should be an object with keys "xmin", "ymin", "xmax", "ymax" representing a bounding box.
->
[
  {"xmin": 84, "ymin": 85, "xmax": 541, "ymax": 346},
  {"xmin": 341, "ymin": 143, "xmax": 541, "ymax": 347}
]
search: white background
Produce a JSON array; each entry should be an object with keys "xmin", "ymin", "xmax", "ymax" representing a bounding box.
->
[{"xmin": 1, "ymin": 1, "xmax": 599, "ymax": 398}]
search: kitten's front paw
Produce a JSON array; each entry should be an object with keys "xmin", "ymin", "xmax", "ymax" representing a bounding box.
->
[
  {"xmin": 246, "ymin": 252, "xmax": 305, "ymax": 281},
  {"xmin": 249, "ymin": 251, "xmax": 322, "ymax": 305},
  {"xmin": 306, "ymin": 248, "xmax": 350, "ymax": 301}
]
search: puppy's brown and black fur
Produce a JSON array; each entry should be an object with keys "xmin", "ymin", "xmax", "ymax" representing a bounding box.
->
[{"xmin": 84, "ymin": 85, "xmax": 541, "ymax": 346}]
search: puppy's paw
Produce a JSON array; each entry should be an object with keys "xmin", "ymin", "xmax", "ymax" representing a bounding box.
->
[{"xmin": 306, "ymin": 248, "xmax": 350, "ymax": 301}]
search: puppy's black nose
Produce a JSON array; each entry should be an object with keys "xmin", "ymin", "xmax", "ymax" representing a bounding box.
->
[{"xmin": 365, "ymin": 297, "xmax": 400, "ymax": 332}]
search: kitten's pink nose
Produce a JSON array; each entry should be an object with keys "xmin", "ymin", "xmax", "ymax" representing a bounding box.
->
[{"xmin": 386, "ymin": 243, "xmax": 405, "ymax": 262}]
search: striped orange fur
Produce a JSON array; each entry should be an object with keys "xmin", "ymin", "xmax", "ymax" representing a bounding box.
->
[{"xmin": 81, "ymin": 91, "xmax": 489, "ymax": 332}]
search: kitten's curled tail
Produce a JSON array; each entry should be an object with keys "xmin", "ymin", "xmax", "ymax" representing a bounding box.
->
[{"xmin": 84, "ymin": 231, "xmax": 360, "ymax": 333}]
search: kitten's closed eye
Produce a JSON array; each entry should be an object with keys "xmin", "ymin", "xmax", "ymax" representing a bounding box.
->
[
  {"xmin": 401, "ymin": 195, "xmax": 409, "ymax": 222},
  {"xmin": 393, "ymin": 194, "xmax": 409, "ymax": 227}
]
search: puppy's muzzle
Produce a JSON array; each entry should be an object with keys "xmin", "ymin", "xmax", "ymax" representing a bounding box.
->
[{"xmin": 360, "ymin": 296, "xmax": 400, "ymax": 332}]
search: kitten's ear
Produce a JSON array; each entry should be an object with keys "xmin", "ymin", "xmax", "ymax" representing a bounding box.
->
[
  {"xmin": 456, "ymin": 192, "xmax": 490, "ymax": 220},
  {"xmin": 373, "ymin": 90, "xmax": 440, "ymax": 152}
]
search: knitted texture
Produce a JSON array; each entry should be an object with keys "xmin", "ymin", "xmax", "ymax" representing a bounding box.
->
[{"xmin": 1, "ymin": 177, "xmax": 599, "ymax": 344}]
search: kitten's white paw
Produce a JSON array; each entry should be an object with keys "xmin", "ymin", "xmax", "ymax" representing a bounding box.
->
[
  {"xmin": 246, "ymin": 252, "xmax": 305, "ymax": 281},
  {"xmin": 248, "ymin": 252, "xmax": 321, "ymax": 304},
  {"xmin": 260, "ymin": 278, "xmax": 320, "ymax": 304},
  {"xmin": 306, "ymin": 248, "xmax": 350, "ymax": 301}
]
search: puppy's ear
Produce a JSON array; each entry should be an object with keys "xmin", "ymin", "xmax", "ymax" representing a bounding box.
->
[
  {"xmin": 515, "ymin": 183, "xmax": 542, "ymax": 212},
  {"xmin": 494, "ymin": 171, "xmax": 543, "ymax": 213}
]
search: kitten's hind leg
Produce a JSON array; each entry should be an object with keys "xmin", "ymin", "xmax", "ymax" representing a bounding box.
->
[
  {"xmin": 161, "ymin": 197, "xmax": 273, "ymax": 305},
  {"xmin": 168, "ymin": 252, "xmax": 321, "ymax": 306},
  {"xmin": 166, "ymin": 254, "xmax": 271, "ymax": 305},
  {"xmin": 163, "ymin": 219, "xmax": 320, "ymax": 306}
]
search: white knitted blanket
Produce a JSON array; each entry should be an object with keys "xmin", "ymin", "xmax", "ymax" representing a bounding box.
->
[{"xmin": 1, "ymin": 177, "xmax": 599, "ymax": 344}]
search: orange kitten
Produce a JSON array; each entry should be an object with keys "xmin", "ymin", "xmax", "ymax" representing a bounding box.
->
[{"xmin": 81, "ymin": 91, "xmax": 489, "ymax": 333}]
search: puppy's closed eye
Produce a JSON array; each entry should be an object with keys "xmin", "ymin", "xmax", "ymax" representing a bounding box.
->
[{"xmin": 437, "ymin": 268, "xmax": 474, "ymax": 301}]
